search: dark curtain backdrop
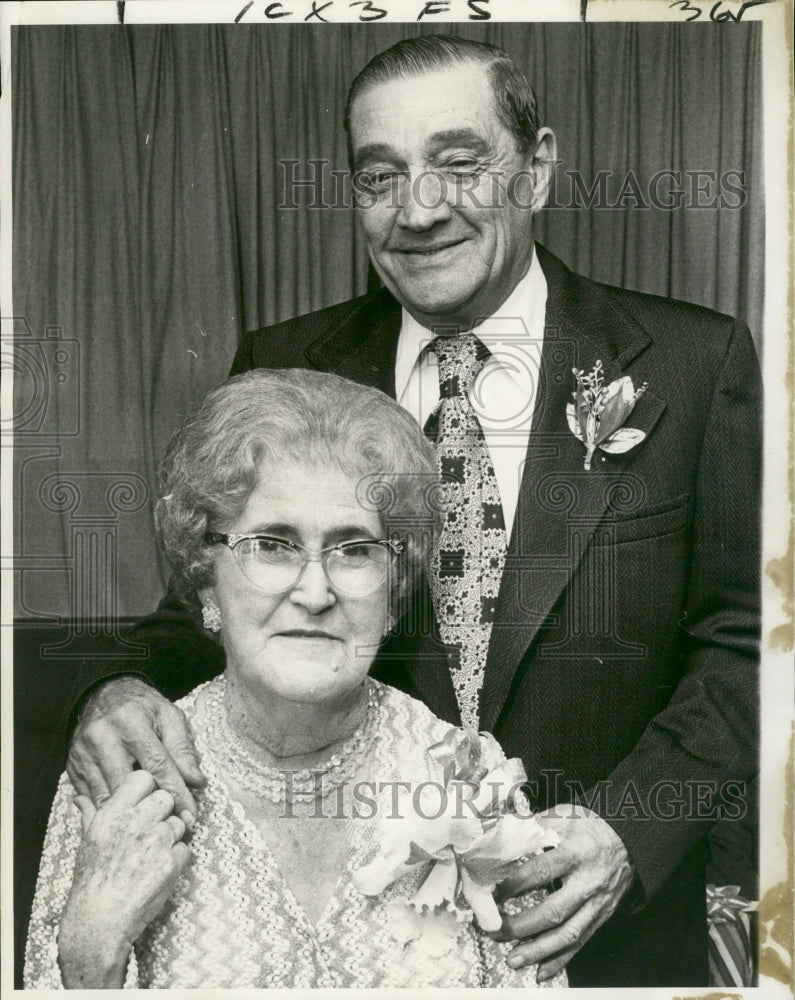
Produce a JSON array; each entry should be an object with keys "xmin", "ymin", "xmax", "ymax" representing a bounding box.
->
[{"xmin": 12, "ymin": 22, "xmax": 763, "ymax": 620}]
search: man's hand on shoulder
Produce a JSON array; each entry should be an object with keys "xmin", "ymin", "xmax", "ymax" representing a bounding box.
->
[
  {"xmin": 494, "ymin": 805, "xmax": 636, "ymax": 981},
  {"xmin": 67, "ymin": 677, "xmax": 205, "ymax": 821}
]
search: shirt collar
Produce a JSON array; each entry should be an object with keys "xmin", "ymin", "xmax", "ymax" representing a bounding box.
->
[{"xmin": 394, "ymin": 250, "xmax": 548, "ymax": 401}]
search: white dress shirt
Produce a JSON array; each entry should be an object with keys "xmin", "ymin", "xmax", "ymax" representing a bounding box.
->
[{"xmin": 395, "ymin": 254, "xmax": 547, "ymax": 537}]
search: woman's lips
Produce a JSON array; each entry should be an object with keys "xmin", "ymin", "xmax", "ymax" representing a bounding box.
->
[{"xmin": 276, "ymin": 630, "xmax": 340, "ymax": 641}]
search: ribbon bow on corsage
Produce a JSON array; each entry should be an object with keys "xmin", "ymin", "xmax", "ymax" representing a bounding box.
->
[
  {"xmin": 707, "ymin": 884, "xmax": 752, "ymax": 925},
  {"xmin": 352, "ymin": 728, "xmax": 557, "ymax": 934},
  {"xmin": 567, "ymin": 360, "xmax": 648, "ymax": 470}
]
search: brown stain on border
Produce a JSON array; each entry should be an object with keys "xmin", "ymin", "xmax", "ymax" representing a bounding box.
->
[
  {"xmin": 670, "ymin": 993, "xmax": 742, "ymax": 1000},
  {"xmin": 766, "ymin": 0, "xmax": 795, "ymax": 652},
  {"xmin": 767, "ymin": 535, "xmax": 794, "ymax": 651},
  {"xmin": 766, "ymin": 0, "xmax": 794, "ymax": 646},
  {"xmin": 756, "ymin": 723, "xmax": 794, "ymax": 987},
  {"xmin": 761, "ymin": 0, "xmax": 795, "ymax": 988}
]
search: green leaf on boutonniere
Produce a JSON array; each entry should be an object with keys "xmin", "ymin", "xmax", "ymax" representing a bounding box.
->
[{"xmin": 567, "ymin": 361, "xmax": 648, "ymax": 469}]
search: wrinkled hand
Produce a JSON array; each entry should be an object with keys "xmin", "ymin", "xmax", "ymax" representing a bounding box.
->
[
  {"xmin": 494, "ymin": 805, "xmax": 635, "ymax": 982},
  {"xmin": 67, "ymin": 677, "xmax": 204, "ymax": 819},
  {"xmin": 58, "ymin": 770, "xmax": 191, "ymax": 988}
]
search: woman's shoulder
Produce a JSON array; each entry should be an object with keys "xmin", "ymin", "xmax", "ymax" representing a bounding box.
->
[
  {"xmin": 373, "ymin": 681, "xmax": 457, "ymax": 739},
  {"xmin": 371, "ymin": 682, "xmax": 506, "ymax": 771},
  {"xmin": 174, "ymin": 677, "xmax": 217, "ymax": 719}
]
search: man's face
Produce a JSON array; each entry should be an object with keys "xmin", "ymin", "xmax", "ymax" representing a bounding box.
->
[{"xmin": 349, "ymin": 63, "xmax": 552, "ymax": 330}]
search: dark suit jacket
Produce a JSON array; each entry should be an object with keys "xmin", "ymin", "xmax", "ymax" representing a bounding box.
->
[{"xmin": 85, "ymin": 245, "xmax": 762, "ymax": 987}]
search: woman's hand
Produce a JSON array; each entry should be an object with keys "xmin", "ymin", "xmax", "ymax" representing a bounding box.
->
[{"xmin": 57, "ymin": 770, "xmax": 191, "ymax": 989}]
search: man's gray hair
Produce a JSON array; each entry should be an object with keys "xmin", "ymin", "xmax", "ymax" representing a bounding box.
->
[
  {"xmin": 343, "ymin": 34, "xmax": 541, "ymax": 168},
  {"xmin": 155, "ymin": 368, "xmax": 439, "ymax": 612}
]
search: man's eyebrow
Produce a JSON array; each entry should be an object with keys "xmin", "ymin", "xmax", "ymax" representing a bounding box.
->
[
  {"xmin": 353, "ymin": 130, "xmax": 490, "ymax": 170},
  {"xmin": 425, "ymin": 129, "xmax": 490, "ymax": 154},
  {"xmin": 353, "ymin": 142, "xmax": 402, "ymax": 169}
]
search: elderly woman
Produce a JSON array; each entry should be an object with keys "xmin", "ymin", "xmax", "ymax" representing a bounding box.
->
[{"xmin": 25, "ymin": 369, "xmax": 566, "ymax": 989}]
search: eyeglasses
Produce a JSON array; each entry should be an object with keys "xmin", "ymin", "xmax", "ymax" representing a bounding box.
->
[{"xmin": 204, "ymin": 532, "xmax": 404, "ymax": 597}]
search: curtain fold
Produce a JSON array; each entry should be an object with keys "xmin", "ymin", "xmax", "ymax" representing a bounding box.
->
[{"xmin": 12, "ymin": 22, "xmax": 763, "ymax": 618}]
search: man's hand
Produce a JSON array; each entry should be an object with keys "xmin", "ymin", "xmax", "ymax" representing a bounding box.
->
[
  {"xmin": 494, "ymin": 805, "xmax": 636, "ymax": 982},
  {"xmin": 67, "ymin": 677, "xmax": 205, "ymax": 821}
]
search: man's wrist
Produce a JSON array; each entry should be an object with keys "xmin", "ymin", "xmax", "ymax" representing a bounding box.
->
[
  {"xmin": 595, "ymin": 812, "xmax": 643, "ymax": 911},
  {"xmin": 66, "ymin": 670, "xmax": 152, "ymax": 747}
]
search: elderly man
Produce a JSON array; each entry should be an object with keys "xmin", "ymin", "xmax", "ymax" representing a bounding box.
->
[{"xmin": 66, "ymin": 35, "xmax": 760, "ymax": 987}]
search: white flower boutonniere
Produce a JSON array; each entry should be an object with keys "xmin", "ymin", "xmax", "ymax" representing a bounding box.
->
[{"xmin": 567, "ymin": 360, "xmax": 648, "ymax": 470}]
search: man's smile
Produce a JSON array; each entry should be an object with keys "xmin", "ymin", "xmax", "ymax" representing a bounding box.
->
[
  {"xmin": 394, "ymin": 236, "xmax": 467, "ymax": 253},
  {"xmin": 391, "ymin": 239, "xmax": 470, "ymax": 264}
]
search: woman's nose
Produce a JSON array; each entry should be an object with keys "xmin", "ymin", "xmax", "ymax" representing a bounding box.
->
[{"xmin": 288, "ymin": 558, "xmax": 336, "ymax": 613}]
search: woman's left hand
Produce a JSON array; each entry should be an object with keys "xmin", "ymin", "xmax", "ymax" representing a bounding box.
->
[{"xmin": 57, "ymin": 770, "xmax": 191, "ymax": 988}]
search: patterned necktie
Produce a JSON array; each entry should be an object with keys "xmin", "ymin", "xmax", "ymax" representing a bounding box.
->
[{"xmin": 426, "ymin": 334, "xmax": 508, "ymax": 729}]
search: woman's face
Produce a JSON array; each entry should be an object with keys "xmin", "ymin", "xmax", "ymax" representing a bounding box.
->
[{"xmin": 203, "ymin": 461, "xmax": 390, "ymax": 708}]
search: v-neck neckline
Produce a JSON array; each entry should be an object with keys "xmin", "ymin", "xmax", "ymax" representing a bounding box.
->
[
  {"xmin": 189, "ymin": 675, "xmax": 376, "ymax": 931},
  {"xmin": 202, "ymin": 768, "xmax": 366, "ymax": 934}
]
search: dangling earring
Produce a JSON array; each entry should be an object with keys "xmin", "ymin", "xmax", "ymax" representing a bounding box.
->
[
  {"xmin": 383, "ymin": 613, "xmax": 396, "ymax": 638},
  {"xmin": 202, "ymin": 600, "xmax": 222, "ymax": 633}
]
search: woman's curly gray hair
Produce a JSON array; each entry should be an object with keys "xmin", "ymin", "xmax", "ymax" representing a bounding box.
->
[{"xmin": 154, "ymin": 369, "xmax": 440, "ymax": 614}]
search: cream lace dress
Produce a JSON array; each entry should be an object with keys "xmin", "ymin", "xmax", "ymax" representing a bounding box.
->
[{"xmin": 25, "ymin": 677, "xmax": 567, "ymax": 989}]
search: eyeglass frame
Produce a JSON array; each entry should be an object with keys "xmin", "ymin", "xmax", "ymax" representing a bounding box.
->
[{"xmin": 203, "ymin": 531, "xmax": 404, "ymax": 596}]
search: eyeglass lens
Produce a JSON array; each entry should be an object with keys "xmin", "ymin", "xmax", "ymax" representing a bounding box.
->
[{"xmin": 234, "ymin": 538, "xmax": 392, "ymax": 596}]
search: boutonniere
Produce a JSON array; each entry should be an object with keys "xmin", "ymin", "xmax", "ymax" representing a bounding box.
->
[
  {"xmin": 567, "ymin": 360, "xmax": 648, "ymax": 470},
  {"xmin": 352, "ymin": 728, "xmax": 557, "ymax": 946}
]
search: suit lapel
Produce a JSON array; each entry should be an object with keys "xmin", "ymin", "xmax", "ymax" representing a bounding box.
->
[
  {"xmin": 480, "ymin": 246, "xmax": 666, "ymax": 731},
  {"xmin": 305, "ymin": 289, "xmax": 401, "ymax": 397}
]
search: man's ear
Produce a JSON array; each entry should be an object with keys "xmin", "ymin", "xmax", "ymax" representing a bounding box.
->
[{"xmin": 528, "ymin": 127, "xmax": 558, "ymax": 215}]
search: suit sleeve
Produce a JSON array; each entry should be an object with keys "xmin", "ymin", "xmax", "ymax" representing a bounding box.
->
[
  {"xmin": 599, "ymin": 318, "xmax": 761, "ymax": 904},
  {"xmin": 64, "ymin": 590, "xmax": 226, "ymax": 742}
]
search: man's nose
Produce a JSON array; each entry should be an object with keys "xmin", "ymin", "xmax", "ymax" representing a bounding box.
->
[
  {"xmin": 397, "ymin": 171, "xmax": 453, "ymax": 231},
  {"xmin": 288, "ymin": 557, "xmax": 336, "ymax": 614}
]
